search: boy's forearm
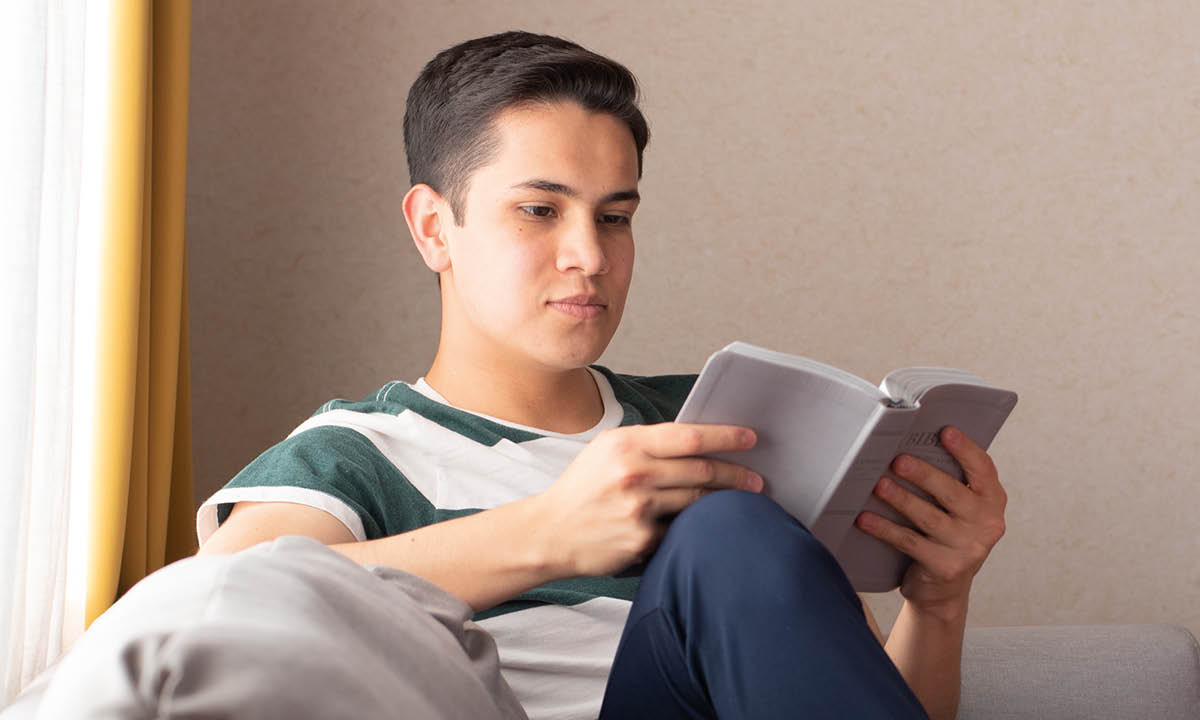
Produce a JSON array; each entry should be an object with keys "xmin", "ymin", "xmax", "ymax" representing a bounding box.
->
[
  {"xmin": 885, "ymin": 597, "xmax": 967, "ymax": 720},
  {"xmin": 331, "ymin": 495, "xmax": 564, "ymax": 612}
]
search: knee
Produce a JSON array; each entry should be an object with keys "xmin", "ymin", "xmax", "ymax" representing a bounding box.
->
[
  {"xmin": 679, "ymin": 488, "xmax": 791, "ymax": 529},
  {"xmin": 643, "ymin": 491, "xmax": 858, "ymax": 617},
  {"xmin": 661, "ymin": 490, "xmax": 831, "ymax": 572}
]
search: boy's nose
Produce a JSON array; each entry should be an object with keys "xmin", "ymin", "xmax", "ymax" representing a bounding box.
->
[{"xmin": 555, "ymin": 218, "xmax": 609, "ymax": 276}]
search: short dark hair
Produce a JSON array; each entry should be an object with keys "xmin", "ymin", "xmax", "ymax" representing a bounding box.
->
[{"xmin": 403, "ymin": 31, "xmax": 650, "ymax": 224}]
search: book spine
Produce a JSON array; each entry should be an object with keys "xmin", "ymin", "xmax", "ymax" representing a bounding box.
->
[{"xmin": 807, "ymin": 405, "xmax": 916, "ymax": 551}]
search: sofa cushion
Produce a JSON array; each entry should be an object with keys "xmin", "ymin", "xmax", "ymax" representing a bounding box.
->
[{"xmin": 959, "ymin": 623, "xmax": 1200, "ymax": 720}]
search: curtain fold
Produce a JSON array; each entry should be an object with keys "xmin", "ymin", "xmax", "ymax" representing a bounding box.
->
[
  {"xmin": 0, "ymin": 1, "xmax": 87, "ymax": 698},
  {"xmin": 1, "ymin": 0, "xmax": 194, "ymax": 696},
  {"xmin": 85, "ymin": 0, "xmax": 195, "ymax": 627}
]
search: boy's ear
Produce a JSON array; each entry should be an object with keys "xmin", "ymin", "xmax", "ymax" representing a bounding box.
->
[{"xmin": 403, "ymin": 183, "xmax": 451, "ymax": 273}]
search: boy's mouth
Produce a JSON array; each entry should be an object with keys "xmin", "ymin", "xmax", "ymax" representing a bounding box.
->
[{"xmin": 547, "ymin": 294, "xmax": 607, "ymax": 319}]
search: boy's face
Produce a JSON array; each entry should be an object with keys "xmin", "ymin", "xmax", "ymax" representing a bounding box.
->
[{"xmin": 437, "ymin": 101, "xmax": 641, "ymax": 374}]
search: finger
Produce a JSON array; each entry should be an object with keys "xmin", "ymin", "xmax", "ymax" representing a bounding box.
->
[
  {"xmin": 890, "ymin": 454, "xmax": 979, "ymax": 519},
  {"xmin": 645, "ymin": 520, "xmax": 670, "ymax": 555},
  {"xmin": 870, "ymin": 475, "xmax": 958, "ymax": 543},
  {"xmin": 940, "ymin": 427, "xmax": 1005, "ymax": 503},
  {"xmin": 644, "ymin": 456, "xmax": 763, "ymax": 492},
  {"xmin": 640, "ymin": 422, "xmax": 756, "ymax": 459},
  {"xmin": 617, "ymin": 517, "xmax": 671, "ymax": 574},
  {"xmin": 855, "ymin": 511, "xmax": 955, "ymax": 569},
  {"xmin": 646, "ymin": 487, "xmax": 710, "ymax": 516}
]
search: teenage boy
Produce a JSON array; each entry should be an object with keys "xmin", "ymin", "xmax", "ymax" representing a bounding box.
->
[{"xmin": 195, "ymin": 31, "xmax": 1007, "ymax": 720}]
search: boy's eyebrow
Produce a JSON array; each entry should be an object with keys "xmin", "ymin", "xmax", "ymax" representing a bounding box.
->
[{"xmin": 511, "ymin": 179, "xmax": 640, "ymax": 204}]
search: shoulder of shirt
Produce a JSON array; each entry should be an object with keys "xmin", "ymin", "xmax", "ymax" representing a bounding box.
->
[
  {"xmin": 299, "ymin": 380, "xmax": 545, "ymax": 446},
  {"xmin": 300, "ymin": 368, "xmax": 699, "ymax": 434},
  {"xmin": 589, "ymin": 365, "xmax": 698, "ymax": 425}
]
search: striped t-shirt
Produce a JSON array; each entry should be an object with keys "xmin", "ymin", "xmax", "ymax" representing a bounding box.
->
[{"xmin": 196, "ymin": 366, "xmax": 696, "ymax": 720}]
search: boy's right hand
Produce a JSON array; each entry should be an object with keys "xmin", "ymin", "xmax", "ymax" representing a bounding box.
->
[{"xmin": 532, "ymin": 422, "xmax": 762, "ymax": 578}]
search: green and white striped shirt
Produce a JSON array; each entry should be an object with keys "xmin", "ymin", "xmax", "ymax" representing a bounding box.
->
[{"xmin": 197, "ymin": 366, "xmax": 696, "ymax": 720}]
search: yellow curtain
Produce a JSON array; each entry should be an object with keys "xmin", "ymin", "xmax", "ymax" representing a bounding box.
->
[{"xmin": 86, "ymin": 0, "xmax": 196, "ymax": 627}]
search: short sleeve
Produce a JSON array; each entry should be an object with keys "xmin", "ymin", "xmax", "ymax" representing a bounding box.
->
[{"xmin": 196, "ymin": 425, "xmax": 433, "ymax": 545}]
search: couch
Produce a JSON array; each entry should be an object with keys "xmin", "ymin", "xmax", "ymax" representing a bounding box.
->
[
  {"xmin": 958, "ymin": 623, "xmax": 1199, "ymax": 718},
  {"xmin": 5, "ymin": 622, "xmax": 1197, "ymax": 718}
]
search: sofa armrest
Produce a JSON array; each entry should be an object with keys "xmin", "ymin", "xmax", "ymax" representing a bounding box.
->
[{"xmin": 959, "ymin": 623, "xmax": 1200, "ymax": 720}]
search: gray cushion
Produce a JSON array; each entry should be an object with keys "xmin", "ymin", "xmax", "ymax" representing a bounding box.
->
[
  {"xmin": 0, "ymin": 666, "xmax": 54, "ymax": 719},
  {"xmin": 960, "ymin": 623, "xmax": 1200, "ymax": 719},
  {"xmin": 20, "ymin": 536, "xmax": 527, "ymax": 720}
]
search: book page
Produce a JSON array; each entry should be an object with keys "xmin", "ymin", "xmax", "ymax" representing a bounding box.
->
[{"xmin": 881, "ymin": 367, "xmax": 998, "ymax": 406}]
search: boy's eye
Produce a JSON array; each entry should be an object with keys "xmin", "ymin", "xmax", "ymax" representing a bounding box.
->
[
  {"xmin": 599, "ymin": 214, "xmax": 631, "ymax": 227},
  {"xmin": 518, "ymin": 205, "xmax": 631, "ymax": 226},
  {"xmin": 519, "ymin": 205, "xmax": 556, "ymax": 218}
]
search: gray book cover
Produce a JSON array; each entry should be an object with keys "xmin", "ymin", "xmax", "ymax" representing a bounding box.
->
[{"xmin": 677, "ymin": 342, "xmax": 1017, "ymax": 592}]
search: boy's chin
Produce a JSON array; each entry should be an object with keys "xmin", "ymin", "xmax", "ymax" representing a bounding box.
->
[{"xmin": 529, "ymin": 341, "xmax": 611, "ymax": 372}]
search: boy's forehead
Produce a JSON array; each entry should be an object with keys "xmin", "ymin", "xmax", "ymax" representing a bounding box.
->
[{"xmin": 471, "ymin": 102, "xmax": 640, "ymax": 196}]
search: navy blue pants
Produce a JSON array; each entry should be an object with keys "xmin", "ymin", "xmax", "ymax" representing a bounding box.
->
[{"xmin": 599, "ymin": 491, "xmax": 930, "ymax": 719}]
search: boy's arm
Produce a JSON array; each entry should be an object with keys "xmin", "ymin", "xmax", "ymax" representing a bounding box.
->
[
  {"xmin": 198, "ymin": 497, "xmax": 564, "ymax": 610},
  {"xmin": 853, "ymin": 426, "xmax": 1007, "ymax": 720},
  {"xmin": 198, "ymin": 423, "xmax": 764, "ymax": 612},
  {"xmin": 859, "ymin": 596, "xmax": 885, "ymax": 644}
]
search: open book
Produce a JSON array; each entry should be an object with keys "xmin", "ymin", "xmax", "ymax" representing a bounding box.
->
[{"xmin": 676, "ymin": 342, "xmax": 1018, "ymax": 592}]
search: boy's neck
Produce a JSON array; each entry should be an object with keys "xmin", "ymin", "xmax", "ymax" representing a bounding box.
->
[{"xmin": 423, "ymin": 353, "xmax": 605, "ymax": 434}]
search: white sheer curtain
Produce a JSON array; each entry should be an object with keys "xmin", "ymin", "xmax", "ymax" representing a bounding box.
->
[{"xmin": 0, "ymin": 0, "xmax": 103, "ymax": 701}]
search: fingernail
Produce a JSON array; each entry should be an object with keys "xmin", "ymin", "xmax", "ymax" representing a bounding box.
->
[
  {"xmin": 749, "ymin": 473, "xmax": 764, "ymax": 492},
  {"xmin": 895, "ymin": 456, "xmax": 915, "ymax": 474},
  {"xmin": 857, "ymin": 513, "xmax": 876, "ymax": 531},
  {"xmin": 943, "ymin": 427, "xmax": 959, "ymax": 446},
  {"xmin": 876, "ymin": 476, "xmax": 892, "ymax": 494},
  {"xmin": 742, "ymin": 429, "xmax": 757, "ymax": 447}
]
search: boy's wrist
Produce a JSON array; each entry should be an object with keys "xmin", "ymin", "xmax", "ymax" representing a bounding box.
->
[
  {"xmin": 510, "ymin": 494, "xmax": 574, "ymax": 580},
  {"xmin": 903, "ymin": 591, "xmax": 970, "ymax": 629}
]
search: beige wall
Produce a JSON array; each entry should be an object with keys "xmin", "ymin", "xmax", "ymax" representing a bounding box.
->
[{"xmin": 187, "ymin": 0, "xmax": 1200, "ymax": 636}]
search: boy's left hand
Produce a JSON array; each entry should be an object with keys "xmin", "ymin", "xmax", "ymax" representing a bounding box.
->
[{"xmin": 854, "ymin": 426, "xmax": 1007, "ymax": 618}]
